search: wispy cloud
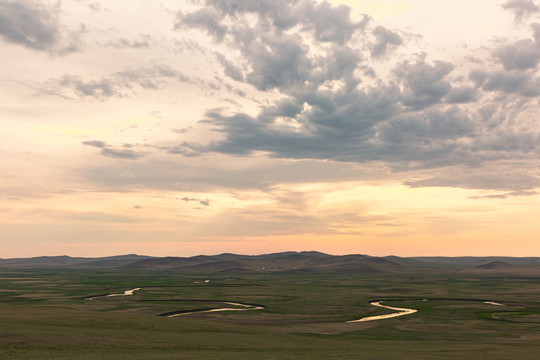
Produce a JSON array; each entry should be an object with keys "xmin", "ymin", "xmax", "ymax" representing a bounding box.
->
[
  {"xmin": 502, "ymin": 0, "xmax": 539, "ymax": 22},
  {"xmin": 180, "ymin": 197, "xmax": 210, "ymax": 207},
  {"xmin": 52, "ymin": 64, "xmax": 190, "ymax": 99},
  {"xmin": 83, "ymin": 140, "xmax": 146, "ymax": 160}
]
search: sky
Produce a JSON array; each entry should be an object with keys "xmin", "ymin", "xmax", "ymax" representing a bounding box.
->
[{"xmin": 1, "ymin": 0, "xmax": 540, "ymax": 258}]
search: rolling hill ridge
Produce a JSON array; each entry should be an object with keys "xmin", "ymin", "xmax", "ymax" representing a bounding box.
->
[{"xmin": 2, "ymin": 252, "xmax": 540, "ymax": 274}]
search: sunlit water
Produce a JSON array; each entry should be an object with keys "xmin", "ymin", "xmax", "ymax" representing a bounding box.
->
[
  {"xmin": 347, "ymin": 301, "xmax": 418, "ymax": 323},
  {"xmin": 106, "ymin": 288, "xmax": 141, "ymax": 297},
  {"xmin": 484, "ymin": 301, "xmax": 506, "ymax": 306},
  {"xmin": 167, "ymin": 302, "xmax": 264, "ymax": 317}
]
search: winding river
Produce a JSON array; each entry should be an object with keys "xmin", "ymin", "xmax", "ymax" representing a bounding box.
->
[
  {"xmin": 107, "ymin": 288, "xmax": 141, "ymax": 297},
  {"xmin": 484, "ymin": 301, "xmax": 506, "ymax": 306},
  {"xmin": 347, "ymin": 301, "xmax": 418, "ymax": 323},
  {"xmin": 347, "ymin": 299, "xmax": 510, "ymax": 323},
  {"xmin": 85, "ymin": 287, "xmax": 265, "ymax": 316},
  {"xmin": 85, "ymin": 287, "xmax": 141, "ymax": 300},
  {"xmin": 86, "ymin": 288, "xmax": 418, "ymax": 321},
  {"xmin": 165, "ymin": 302, "xmax": 264, "ymax": 317},
  {"xmin": 86, "ymin": 288, "xmax": 516, "ymax": 323}
]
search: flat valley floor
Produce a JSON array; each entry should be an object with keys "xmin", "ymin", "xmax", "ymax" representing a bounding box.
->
[{"xmin": 1, "ymin": 269, "xmax": 540, "ymax": 359}]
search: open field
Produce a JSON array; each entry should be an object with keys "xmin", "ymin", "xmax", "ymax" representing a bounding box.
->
[{"xmin": 1, "ymin": 269, "xmax": 540, "ymax": 359}]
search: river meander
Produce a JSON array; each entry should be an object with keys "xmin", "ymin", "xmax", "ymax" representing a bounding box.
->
[
  {"xmin": 164, "ymin": 302, "xmax": 265, "ymax": 317},
  {"xmin": 86, "ymin": 288, "xmax": 517, "ymax": 323},
  {"xmin": 347, "ymin": 301, "xmax": 418, "ymax": 322}
]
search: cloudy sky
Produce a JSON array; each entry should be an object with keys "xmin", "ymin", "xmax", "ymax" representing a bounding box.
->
[{"xmin": 2, "ymin": 0, "xmax": 540, "ymax": 258}]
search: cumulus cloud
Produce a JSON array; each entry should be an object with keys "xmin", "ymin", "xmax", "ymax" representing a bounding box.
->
[
  {"xmin": 371, "ymin": 26, "xmax": 402, "ymax": 58},
  {"xmin": 174, "ymin": 0, "xmax": 369, "ymax": 93},
  {"xmin": 493, "ymin": 41, "xmax": 540, "ymax": 71},
  {"xmin": 492, "ymin": 28, "xmax": 540, "ymax": 71},
  {"xmin": 0, "ymin": 0, "xmax": 83, "ymax": 54},
  {"xmin": 300, "ymin": 0, "xmax": 361, "ymax": 44},
  {"xmin": 166, "ymin": 0, "xmax": 540, "ymax": 193},
  {"xmin": 470, "ymin": 68, "xmax": 540, "ymax": 96},
  {"xmin": 245, "ymin": 33, "xmax": 312, "ymax": 91},
  {"xmin": 176, "ymin": 7, "xmax": 227, "ymax": 42},
  {"xmin": 445, "ymin": 86, "xmax": 477, "ymax": 103},
  {"xmin": 193, "ymin": 103, "xmax": 478, "ymax": 170},
  {"xmin": 394, "ymin": 57, "xmax": 454, "ymax": 110},
  {"xmin": 180, "ymin": 0, "xmax": 365, "ymax": 45}
]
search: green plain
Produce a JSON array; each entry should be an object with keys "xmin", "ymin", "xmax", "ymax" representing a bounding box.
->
[{"xmin": 1, "ymin": 269, "xmax": 540, "ymax": 359}]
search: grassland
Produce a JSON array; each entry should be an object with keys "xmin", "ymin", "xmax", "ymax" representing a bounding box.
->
[{"xmin": 1, "ymin": 269, "xmax": 540, "ymax": 359}]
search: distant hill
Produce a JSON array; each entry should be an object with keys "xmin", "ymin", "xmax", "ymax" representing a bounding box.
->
[
  {"xmin": 122, "ymin": 252, "xmax": 403, "ymax": 273},
  {"xmin": 1, "ymin": 252, "xmax": 540, "ymax": 274},
  {"xmin": 457, "ymin": 260, "xmax": 540, "ymax": 274},
  {"xmin": 475, "ymin": 260, "xmax": 514, "ymax": 270},
  {"xmin": 409, "ymin": 256, "xmax": 540, "ymax": 267},
  {"xmin": 0, "ymin": 254, "xmax": 153, "ymax": 268}
]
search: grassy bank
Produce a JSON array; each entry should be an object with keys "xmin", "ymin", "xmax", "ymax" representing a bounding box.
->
[{"xmin": 1, "ymin": 270, "xmax": 540, "ymax": 359}]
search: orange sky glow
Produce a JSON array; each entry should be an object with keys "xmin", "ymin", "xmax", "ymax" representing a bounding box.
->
[{"xmin": 1, "ymin": 0, "xmax": 540, "ymax": 258}]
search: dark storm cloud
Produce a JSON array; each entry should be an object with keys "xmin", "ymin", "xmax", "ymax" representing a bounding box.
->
[
  {"xmin": 0, "ymin": 0, "xmax": 82, "ymax": 53},
  {"xmin": 502, "ymin": 0, "xmax": 539, "ymax": 22},
  {"xmin": 83, "ymin": 140, "xmax": 146, "ymax": 160},
  {"xmin": 171, "ymin": 0, "xmax": 540, "ymax": 193}
]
